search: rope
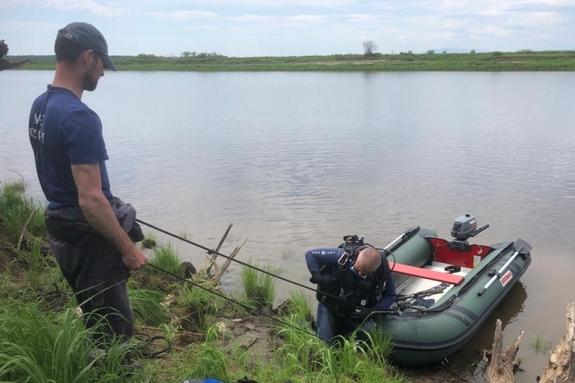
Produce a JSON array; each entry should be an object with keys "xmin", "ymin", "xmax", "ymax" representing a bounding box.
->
[
  {"xmin": 138, "ymin": 219, "xmax": 418, "ymax": 304},
  {"xmin": 137, "ymin": 218, "xmax": 348, "ymax": 302}
]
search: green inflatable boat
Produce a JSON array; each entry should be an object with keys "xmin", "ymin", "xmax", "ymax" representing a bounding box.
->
[{"xmin": 372, "ymin": 214, "xmax": 532, "ymax": 366}]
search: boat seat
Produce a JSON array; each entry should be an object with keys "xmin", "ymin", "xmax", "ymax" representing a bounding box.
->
[{"xmin": 390, "ymin": 262, "xmax": 465, "ymax": 285}]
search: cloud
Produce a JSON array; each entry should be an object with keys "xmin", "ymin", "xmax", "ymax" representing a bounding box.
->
[
  {"xmin": 228, "ymin": 13, "xmax": 327, "ymax": 27},
  {"xmin": 171, "ymin": 0, "xmax": 356, "ymax": 6},
  {"xmin": 0, "ymin": 21, "xmax": 60, "ymax": 31},
  {"xmin": 44, "ymin": 0, "xmax": 130, "ymax": 17},
  {"xmin": 147, "ymin": 10, "xmax": 217, "ymax": 20},
  {"xmin": 344, "ymin": 13, "xmax": 378, "ymax": 23}
]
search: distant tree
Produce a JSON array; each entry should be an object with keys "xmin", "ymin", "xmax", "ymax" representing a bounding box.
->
[
  {"xmin": 470, "ymin": 49, "xmax": 476, "ymax": 54},
  {"xmin": 181, "ymin": 51, "xmax": 196, "ymax": 58},
  {"xmin": 442, "ymin": 50, "xmax": 447, "ymax": 55},
  {"xmin": 0, "ymin": 40, "xmax": 8, "ymax": 59},
  {"xmin": 362, "ymin": 40, "xmax": 377, "ymax": 56},
  {"xmin": 0, "ymin": 40, "xmax": 9, "ymax": 71},
  {"xmin": 427, "ymin": 49, "xmax": 435, "ymax": 55}
]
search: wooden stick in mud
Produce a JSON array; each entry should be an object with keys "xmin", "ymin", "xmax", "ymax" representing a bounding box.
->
[
  {"xmin": 16, "ymin": 211, "xmax": 35, "ymax": 251},
  {"xmin": 213, "ymin": 238, "xmax": 248, "ymax": 283},
  {"xmin": 538, "ymin": 302, "xmax": 575, "ymax": 383},
  {"xmin": 487, "ymin": 319, "xmax": 524, "ymax": 383},
  {"xmin": 206, "ymin": 223, "xmax": 233, "ymax": 275}
]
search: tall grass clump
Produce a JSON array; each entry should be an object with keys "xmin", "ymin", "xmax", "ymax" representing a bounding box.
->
[
  {"xmin": 278, "ymin": 321, "xmax": 400, "ymax": 382},
  {"xmin": 128, "ymin": 288, "xmax": 169, "ymax": 326},
  {"xmin": 326, "ymin": 332, "xmax": 400, "ymax": 382},
  {"xmin": 0, "ymin": 181, "xmax": 45, "ymax": 242},
  {"xmin": 240, "ymin": 263, "xmax": 275, "ymax": 307},
  {"xmin": 530, "ymin": 335, "xmax": 552, "ymax": 354},
  {"xmin": 149, "ymin": 244, "xmax": 181, "ymax": 275},
  {"xmin": 177, "ymin": 282, "xmax": 226, "ymax": 331},
  {"xmin": 285, "ymin": 291, "xmax": 313, "ymax": 322},
  {"xmin": 0, "ymin": 302, "xmax": 131, "ymax": 383},
  {"xmin": 183, "ymin": 325, "xmax": 229, "ymax": 382},
  {"xmin": 359, "ymin": 328, "xmax": 394, "ymax": 365}
]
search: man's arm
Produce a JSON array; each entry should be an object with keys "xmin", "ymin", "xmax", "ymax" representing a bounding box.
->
[
  {"xmin": 305, "ymin": 248, "xmax": 342, "ymax": 286},
  {"xmin": 374, "ymin": 272, "xmax": 396, "ymax": 309},
  {"xmin": 305, "ymin": 247, "xmax": 342, "ymax": 274},
  {"xmin": 71, "ymin": 163, "xmax": 147, "ymax": 270}
]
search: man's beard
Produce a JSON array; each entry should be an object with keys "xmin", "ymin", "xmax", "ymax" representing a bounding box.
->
[
  {"xmin": 82, "ymin": 73, "xmax": 98, "ymax": 91},
  {"xmin": 82, "ymin": 61, "xmax": 100, "ymax": 91}
]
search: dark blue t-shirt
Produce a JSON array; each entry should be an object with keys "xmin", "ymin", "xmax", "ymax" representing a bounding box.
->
[{"xmin": 29, "ymin": 85, "xmax": 113, "ymax": 209}]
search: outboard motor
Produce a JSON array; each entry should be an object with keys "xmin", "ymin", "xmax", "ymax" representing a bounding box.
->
[{"xmin": 450, "ymin": 213, "xmax": 489, "ymax": 250}]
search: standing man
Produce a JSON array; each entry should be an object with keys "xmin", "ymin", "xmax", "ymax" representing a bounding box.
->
[
  {"xmin": 305, "ymin": 237, "xmax": 396, "ymax": 342},
  {"xmin": 28, "ymin": 22, "xmax": 147, "ymax": 340}
]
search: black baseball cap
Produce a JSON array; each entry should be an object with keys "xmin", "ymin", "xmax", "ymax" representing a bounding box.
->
[{"xmin": 56, "ymin": 22, "xmax": 117, "ymax": 71}]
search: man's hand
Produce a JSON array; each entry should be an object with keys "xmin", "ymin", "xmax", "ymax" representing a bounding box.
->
[
  {"xmin": 72, "ymin": 163, "xmax": 147, "ymax": 271},
  {"xmin": 121, "ymin": 244, "xmax": 148, "ymax": 270}
]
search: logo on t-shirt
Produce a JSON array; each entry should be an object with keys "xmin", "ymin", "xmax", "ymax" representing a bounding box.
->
[{"xmin": 30, "ymin": 112, "xmax": 45, "ymax": 144}]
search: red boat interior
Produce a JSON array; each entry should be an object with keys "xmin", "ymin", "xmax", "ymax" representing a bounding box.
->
[
  {"xmin": 427, "ymin": 238, "xmax": 493, "ymax": 268},
  {"xmin": 390, "ymin": 238, "xmax": 494, "ymax": 286}
]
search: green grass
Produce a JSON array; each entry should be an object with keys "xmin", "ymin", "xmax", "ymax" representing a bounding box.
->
[
  {"xmin": 240, "ymin": 263, "xmax": 275, "ymax": 308},
  {"xmin": 0, "ymin": 181, "xmax": 45, "ymax": 243},
  {"xmin": 285, "ymin": 291, "xmax": 313, "ymax": 320},
  {"xmin": 185, "ymin": 327, "xmax": 229, "ymax": 381},
  {"xmin": 149, "ymin": 244, "xmax": 181, "ymax": 275},
  {"xmin": 0, "ymin": 181, "xmax": 403, "ymax": 383},
  {"xmin": 0, "ymin": 302, "xmax": 134, "ymax": 383},
  {"xmin": 128, "ymin": 289, "xmax": 169, "ymax": 326},
  {"xmin": 275, "ymin": 295, "xmax": 400, "ymax": 383},
  {"xmin": 10, "ymin": 50, "xmax": 575, "ymax": 71},
  {"xmin": 141, "ymin": 234, "xmax": 157, "ymax": 249},
  {"xmin": 529, "ymin": 335, "xmax": 552, "ymax": 354},
  {"xmin": 177, "ymin": 282, "xmax": 227, "ymax": 331}
]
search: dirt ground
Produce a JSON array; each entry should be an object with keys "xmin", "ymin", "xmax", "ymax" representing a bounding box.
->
[{"xmin": 403, "ymin": 366, "xmax": 476, "ymax": 383}]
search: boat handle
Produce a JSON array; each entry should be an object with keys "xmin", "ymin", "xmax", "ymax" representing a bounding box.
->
[
  {"xmin": 383, "ymin": 226, "xmax": 419, "ymax": 251},
  {"xmin": 477, "ymin": 250, "xmax": 519, "ymax": 296}
]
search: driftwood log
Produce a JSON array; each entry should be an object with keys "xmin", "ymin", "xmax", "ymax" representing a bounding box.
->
[
  {"xmin": 486, "ymin": 303, "xmax": 575, "ymax": 383},
  {"xmin": 487, "ymin": 319, "xmax": 524, "ymax": 383},
  {"xmin": 538, "ymin": 303, "xmax": 575, "ymax": 383}
]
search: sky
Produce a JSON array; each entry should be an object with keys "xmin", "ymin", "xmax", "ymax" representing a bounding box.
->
[{"xmin": 1, "ymin": 0, "xmax": 574, "ymax": 57}]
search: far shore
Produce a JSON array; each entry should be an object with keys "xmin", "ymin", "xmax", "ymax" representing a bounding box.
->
[{"xmin": 8, "ymin": 50, "xmax": 575, "ymax": 71}]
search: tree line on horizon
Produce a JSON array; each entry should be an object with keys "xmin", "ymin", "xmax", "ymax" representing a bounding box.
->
[{"xmin": 2, "ymin": 38, "xmax": 573, "ymax": 64}]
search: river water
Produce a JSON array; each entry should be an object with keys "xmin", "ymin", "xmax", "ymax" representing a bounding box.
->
[{"xmin": 1, "ymin": 70, "xmax": 574, "ymax": 381}]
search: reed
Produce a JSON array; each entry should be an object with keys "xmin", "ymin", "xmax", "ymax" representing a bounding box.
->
[
  {"xmin": 0, "ymin": 302, "xmax": 131, "ymax": 383},
  {"xmin": 0, "ymin": 181, "xmax": 45, "ymax": 243},
  {"xmin": 286, "ymin": 291, "xmax": 313, "ymax": 320},
  {"xmin": 240, "ymin": 263, "xmax": 275, "ymax": 308},
  {"xmin": 530, "ymin": 335, "xmax": 552, "ymax": 354},
  {"xmin": 149, "ymin": 244, "xmax": 181, "ymax": 275},
  {"xmin": 177, "ymin": 282, "xmax": 226, "ymax": 331},
  {"xmin": 128, "ymin": 288, "xmax": 169, "ymax": 326}
]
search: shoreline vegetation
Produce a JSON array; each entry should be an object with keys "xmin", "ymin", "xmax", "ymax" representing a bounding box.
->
[
  {"xmin": 0, "ymin": 180, "xmax": 404, "ymax": 383},
  {"xmin": 8, "ymin": 50, "xmax": 575, "ymax": 71}
]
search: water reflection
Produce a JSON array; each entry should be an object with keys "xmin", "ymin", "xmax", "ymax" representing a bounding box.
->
[{"xmin": 449, "ymin": 281, "xmax": 528, "ymax": 365}]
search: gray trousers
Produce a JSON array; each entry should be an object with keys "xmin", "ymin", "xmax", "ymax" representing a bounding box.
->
[{"xmin": 49, "ymin": 233, "xmax": 133, "ymax": 340}]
